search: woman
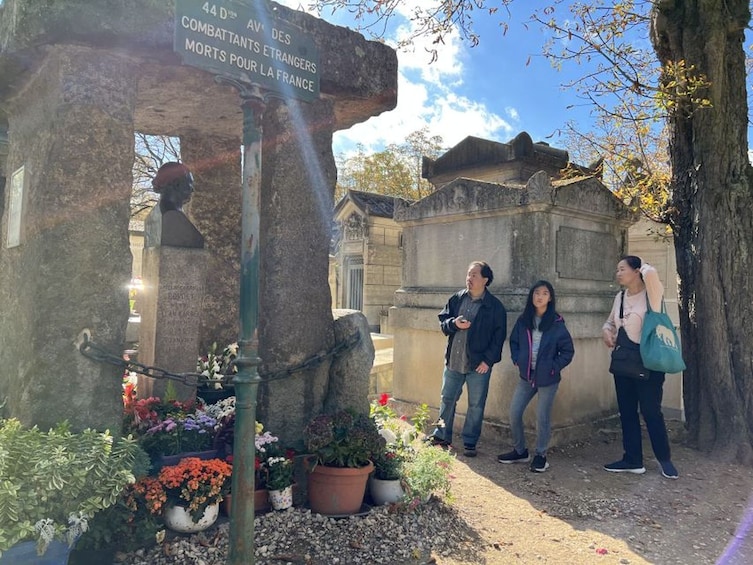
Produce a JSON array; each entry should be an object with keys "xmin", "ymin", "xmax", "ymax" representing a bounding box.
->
[
  {"xmin": 602, "ymin": 256, "xmax": 679, "ymax": 479},
  {"xmin": 498, "ymin": 280, "xmax": 574, "ymax": 472}
]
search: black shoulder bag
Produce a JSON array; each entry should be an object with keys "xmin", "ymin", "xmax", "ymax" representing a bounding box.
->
[{"xmin": 608, "ymin": 290, "xmax": 649, "ymax": 380}]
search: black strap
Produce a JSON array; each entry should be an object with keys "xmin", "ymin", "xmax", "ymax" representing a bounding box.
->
[{"xmin": 619, "ymin": 289, "xmax": 625, "ymax": 319}]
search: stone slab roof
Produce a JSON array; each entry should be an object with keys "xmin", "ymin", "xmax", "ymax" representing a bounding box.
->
[
  {"xmin": 422, "ymin": 132, "xmax": 569, "ymax": 180},
  {"xmin": 335, "ymin": 189, "xmax": 412, "ymax": 219}
]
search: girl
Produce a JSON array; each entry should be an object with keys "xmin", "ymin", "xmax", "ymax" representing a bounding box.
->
[{"xmin": 498, "ymin": 280, "xmax": 574, "ymax": 472}]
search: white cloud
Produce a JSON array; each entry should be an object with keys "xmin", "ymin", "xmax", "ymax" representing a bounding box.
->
[
  {"xmin": 271, "ymin": 1, "xmax": 513, "ymax": 155},
  {"xmin": 332, "ymin": 7, "xmax": 511, "ymax": 155}
]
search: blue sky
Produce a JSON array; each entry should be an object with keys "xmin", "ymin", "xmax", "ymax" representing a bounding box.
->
[{"xmin": 278, "ymin": 1, "xmax": 600, "ymax": 156}]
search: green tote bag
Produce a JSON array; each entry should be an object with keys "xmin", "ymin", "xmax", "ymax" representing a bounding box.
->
[{"xmin": 640, "ymin": 298, "xmax": 686, "ymax": 374}]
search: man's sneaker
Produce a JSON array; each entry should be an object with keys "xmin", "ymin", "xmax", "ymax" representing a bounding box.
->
[
  {"xmin": 426, "ymin": 435, "xmax": 451, "ymax": 449},
  {"xmin": 659, "ymin": 460, "xmax": 679, "ymax": 479},
  {"xmin": 497, "ymin": 449, "xmax": 530, "ymax": 464},
  {"xmin": 530, "ymin": 455, "xmax": 549, "ymax": 472},
  {"xmin": 463, "ymin": 445, "xmax": 477, "ymax": 457},
  {"xmin": 603, "ymin": 459, "xmax": 646, "ymax": 474}
]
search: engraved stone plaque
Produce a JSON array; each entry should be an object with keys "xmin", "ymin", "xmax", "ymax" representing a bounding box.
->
[{"xmin": 556, "ymin": 226, "xmax": 617, "ymax": 281}]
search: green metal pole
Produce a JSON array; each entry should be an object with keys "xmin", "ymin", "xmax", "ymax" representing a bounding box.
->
[{"xmin": 228, "ymin": 86, "xmax": 265, "ymax": 565}]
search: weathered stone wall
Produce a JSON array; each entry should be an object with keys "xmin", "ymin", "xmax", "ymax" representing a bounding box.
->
[
  {"xmin": 391, "ymin": 171, "xmax": 633, "ymax": 447},
  {"xmin": 180, "ymin": 134, "xmax": 242, "ymax": 353},
  {"xmin": 362, "ymin": 217, "xmax": 403, "ymax": 331},
  {"xmin": 256, "ymin": 97, "xmax": 340, "ymax": 446}
]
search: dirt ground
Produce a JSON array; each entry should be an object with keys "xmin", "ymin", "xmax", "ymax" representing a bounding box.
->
[{"xmin": 436, "ymin": 421, "xmax": 753, "ymax": 565}]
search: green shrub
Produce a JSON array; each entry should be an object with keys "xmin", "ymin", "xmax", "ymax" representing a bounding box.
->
[{"xmin": 0, "ymin": 419, "xmax": 143, "ymax": 557}]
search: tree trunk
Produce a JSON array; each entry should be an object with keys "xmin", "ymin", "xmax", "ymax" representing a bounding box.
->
[{"xmin": 651, "ymin": 0, "xmax": 753, "ymax": 463}]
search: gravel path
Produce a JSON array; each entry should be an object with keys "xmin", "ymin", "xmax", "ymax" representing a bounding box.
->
[
  {"xmin": 117, "ymin": 501, "xmax": 473, "ymax": 565},
  {"xmin": 117, "ymin": 426, "xmax": 753, "ymax": 565}
]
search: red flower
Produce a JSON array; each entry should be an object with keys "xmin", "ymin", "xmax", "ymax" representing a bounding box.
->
[
  {"xmin": 378, "ymin": 393, "xmax": 390, "ymax": 406},
  {"xmin": 254, "ymin": 456, "xmax": 261, "ymax": 470}
]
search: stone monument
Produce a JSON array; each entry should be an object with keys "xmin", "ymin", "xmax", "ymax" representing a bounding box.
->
[
  {"xmin": 139, "ymin": 162, "xmax": 208, "ymax": 400},
  {"xmin": 0, "ymin": 0, "xmax": 397, "ymax": 437}
]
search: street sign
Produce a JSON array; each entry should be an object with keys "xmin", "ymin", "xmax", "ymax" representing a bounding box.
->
[{"xmin": 174, "ymin": 0, "xmax": 320, "ymax": 102}]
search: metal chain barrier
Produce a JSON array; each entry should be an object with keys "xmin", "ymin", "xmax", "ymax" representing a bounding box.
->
[{"xmin": 77, "ymin": 330, "xmax": 361, "ymax": 386}]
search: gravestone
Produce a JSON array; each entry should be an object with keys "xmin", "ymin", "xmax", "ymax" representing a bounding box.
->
[
  {"xmin": 140, "ymin": 162, "xmax": 207, "ymax": 400},
  {"xmin": 139, "ymin": 246, "xmax": 207, "ymax": 400}
]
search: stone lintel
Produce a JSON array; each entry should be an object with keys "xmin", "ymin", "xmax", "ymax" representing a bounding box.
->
[{"xmin": 0, "ymin": 0, "xmax": 397, "ymax": 133}]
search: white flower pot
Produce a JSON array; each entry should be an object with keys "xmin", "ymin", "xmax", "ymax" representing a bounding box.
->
[
  {"xmin": 269, "ymin": 485, "xmax": 294, "ymax": 510},
  {"xmin": 369, "ymin": 476, "xmax": 406, "ymax": 505},
  {"xmin": 164, "ymin": 502, "xmax": 219, "ymax": 533}
]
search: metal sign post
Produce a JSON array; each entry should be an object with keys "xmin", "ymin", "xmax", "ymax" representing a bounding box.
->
[{"xmin": 173, "ymin": 2, "xmax": 320, "ymax": 563}]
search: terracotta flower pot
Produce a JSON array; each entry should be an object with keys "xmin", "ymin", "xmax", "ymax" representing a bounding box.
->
[{"xmin": 307, "ymin": 461, "xmax": 373, "ymax": 516}]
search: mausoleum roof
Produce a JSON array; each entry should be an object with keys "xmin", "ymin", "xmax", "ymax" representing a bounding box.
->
[
  {"xmin": 422, "ymin": 132, "xmax": 570, "ymax": 181},
  {"xmin": 335, "ymin": 189, "xmax": 412, "ymax": 219}
]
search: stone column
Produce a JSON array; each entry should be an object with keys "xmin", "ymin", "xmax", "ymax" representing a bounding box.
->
[
  {"xmin": 0, "ymin": 46, "xmax": 137, "ymax": 432},
  {"xmin": 180, "ymin": 134, "xmax": 242, "ymax": 352},
  {"xmin": 257, "ymin": 98, "xmax": 342, "ymax": 446}
]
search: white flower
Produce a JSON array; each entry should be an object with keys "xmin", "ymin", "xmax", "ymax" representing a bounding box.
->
[
  {"xmin": 379, "ymin": 428, "xmax": 397, "ymax": 444},
  {"xmin": 402, "ymin": 429, "xmax": 414, "ymax": 445},
  {"xmin": 66, "ymin": 512, "xmax": 89, "ymax": 545},
  {"xmin": 202, "ymin": 396, "xmax": 235, "ymax": 421}
]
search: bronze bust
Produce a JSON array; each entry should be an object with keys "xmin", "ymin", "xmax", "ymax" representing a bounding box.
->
[{"xmin": 144, "ymin": 162, "xmax": 205, "ymax": 248}]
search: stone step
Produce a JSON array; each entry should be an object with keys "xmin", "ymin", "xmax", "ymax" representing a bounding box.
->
[
  {"xmin": 373, "ymin": 347, "xmax": 393, "ymax": 368},
  {"xmin": 371, "ymin": 333, "xmax": 393, "ymax": 352}
]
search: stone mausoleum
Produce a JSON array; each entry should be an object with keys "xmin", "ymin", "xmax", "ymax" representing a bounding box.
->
[
  {"xmin": 390, "ymin": 132, "xmax": 638, "ymax": 445},
  {"xmin": 333, "ymin": 189, "xmax": 409, "ymax": 332}
]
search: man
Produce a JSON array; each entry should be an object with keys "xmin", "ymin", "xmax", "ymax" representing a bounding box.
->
[{"xmin": 428, "ymin": 261, "xmax": 507, "ymax": 457}]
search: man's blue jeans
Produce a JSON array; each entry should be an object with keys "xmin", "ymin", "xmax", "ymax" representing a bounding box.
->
[
  {"xmin": 510, "ymin": 378, "xmax": 560, "ymax": 457},
  {"xmin": 432, "ymin": 366, "xmax": 490, "ymax": 447}
]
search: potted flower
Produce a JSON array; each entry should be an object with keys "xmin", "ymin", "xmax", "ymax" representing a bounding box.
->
[
  {"xmin": 123, "ymin": 393, "xmax": 218, "ymax": 469},
  {"xmin": 369, "ymin": 395, "xmax": 431, "ymax": 505},
  {"xmin": 265, "ymin": 450, "xmax": 296, "ymax": 510},
  {"xmin": 196, "ymin": 342, "xmax": 238, "ymax": 403},
  {"xmin": 303, "ymin": 408, "xmax": 385, "ymax": 515},
  {"xmin": 0, "ymin": 419, "xmax": 143, "ymax": 563},
  {"xmin": 139, "ymin": 412, "xmax": 218, "ymax": 468},
  {"xmin": 142, "ymin": 457, "xmax": 232, "ymax": 533},
  {"xmin": 218, "ymin": 420, "xmax": 279, "ymax": 515}
]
